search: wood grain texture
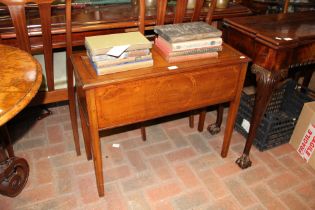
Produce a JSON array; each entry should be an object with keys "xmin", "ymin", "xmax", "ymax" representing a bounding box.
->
[
  {"xmin": 1, "ymin": 0, "xmax": 56, "ymax": 92},
  {"xmin": 0, "ymin": 44, "xmax": 41, "ymax": 197},
  {"xmin": 0, "ymin": 4, "xmax": 252, "ymax": 47},
  {"xmin": 0, "ymin": 44, "xmax": 42, "ymax": 126},
  {"xmin": 68, "ymin": 0, "xmax": 251, "ymax": 197},
  {"xmin": 223, "ymin": 12, "xmax": 315, "ymax": 169},
  {"xmin": 72, "ymin": 43, "xmax": 250, "ymax": 196}
]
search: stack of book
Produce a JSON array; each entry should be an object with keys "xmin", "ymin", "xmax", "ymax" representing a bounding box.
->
[
  {"xmin": 153, "ymin": 22, "xmax": 223, "ymax": 63},
  {"xmin": 85, "ymin": 32, "xmax": 153, "ymax": 75}
]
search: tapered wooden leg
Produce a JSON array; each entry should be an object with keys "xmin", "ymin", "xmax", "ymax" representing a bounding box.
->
[
  {"xmin": 78, "ymin": 102, "xmax": 92, "ymax": 160},
  {"xmin": 197, "ymin": 110, "xmax": 206, "ymax": 132},
  {"xmin": 91, "ymin": 127, "xmax": 104, "ymax": 197},
  {"xmin": 141, "ymin": 127, "xmax": 146, "ymax": 141},
  {"xmin": 69, "ymin": 90, "xmax": 81, "ymax": 156},
  {"xmin": 0, "ymin": 125, "xmax": 14, "ymax": 157},
  {"xmin": 235, "ymin": 65, "xmax": 287, "ymax": 169},
  {"xmin": 207, "ymin": 105, "xmax": 224, "ymax": 135},
  {"xmin": 67, "ymin": 61, "xmax": 81, "ymax": 156},
  {"xmin": 189, "ymin": 115, "xmax": 194, "ymax": 128},
  {"xmin": 221, "ymin": 101, "xmax": 243, "ymax": 158},
  {"xmin": 221, "ymin": 63, "xmax": 247, "ymax": 158},
  {"xmin": 86, "ymin": 91, "xmax": 104, "ymax": 197}
]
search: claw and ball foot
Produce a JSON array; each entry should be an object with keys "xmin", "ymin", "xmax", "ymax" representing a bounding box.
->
[
  {"xmin": 207, "ymin": 123, "xmax": 221, "ymax": 135},
  {"xmin": 236, "ymin": 154, "xmax": 252, "ymax": 169}
]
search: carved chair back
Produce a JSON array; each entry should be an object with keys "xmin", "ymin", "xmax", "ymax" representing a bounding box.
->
[
  {"xmin": 0, "ymin": 0, "xmax": 82, "ymax": 156},
  {"xmin": 283, "ymin": 0, "xmax": 289, "ymax": 13},
  {"xmin": 0, "ymin": 0, "xmax": 55, "ymax": 91},
  {"xmin": 156, "ymin": 0, "xmax": 217, "ymax": 25}
]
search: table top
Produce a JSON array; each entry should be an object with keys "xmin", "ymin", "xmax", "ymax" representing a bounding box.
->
[
  {"xmin": 72, "ymin": 43, "xmax": 250, "ymax": 90},
  {"xmin": 224, "ymin": 11, "xmax": 315, "ymax": 48},
  {"xmin": 0, "ymin": 44, "xmax": 42, "ymax": 126}
]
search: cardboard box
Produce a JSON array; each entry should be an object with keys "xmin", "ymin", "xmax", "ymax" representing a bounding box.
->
[{"xmin": 290, "ymin": 101, "xmax": 315, "ymax": 169}]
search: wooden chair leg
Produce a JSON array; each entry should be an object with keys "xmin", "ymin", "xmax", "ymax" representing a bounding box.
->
[
  {"xmin": 189, "ymin": 115, "xmax": 194, "ymax": 128},
  {"xmin": 197, "ymin": 110, "xmax": 207, "ymax": 132},
  {"xmin": 0, "ymin": 125, "xmax": 14, "ymax": 157},
  {"xmin": 141, "ymin": 126, "xmax": 146, "ymax": 141},
  {"xmin": 207, "ymin": 104, "xmax": 224, "ymax": 135},
  {"xmin": 68, "ymin": 87, "xmax": 81, "ymax": 156},
  {"xmin": 78, "ymin": 103, "xmax": 92, "ymax": 160}
]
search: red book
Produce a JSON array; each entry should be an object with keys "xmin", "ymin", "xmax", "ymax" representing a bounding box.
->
[
  {"xmin": 154, "ymin": 44, "xmax": 218, "ymax": 63},
  {"xmin": 155, "ymin": 37, "xmax": 222, "ymax": 57}
]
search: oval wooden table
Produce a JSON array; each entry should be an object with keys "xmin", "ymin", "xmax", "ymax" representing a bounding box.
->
[{"xmin": 0, "ymin": 44, "xmax": 42, "ymax": 197}]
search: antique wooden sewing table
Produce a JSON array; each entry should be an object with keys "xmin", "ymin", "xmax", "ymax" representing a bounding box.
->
[
  {"xmin": 72, "ymin": 43, "xmax": 250, "ymax": 196},
  {"xmin": 0, "ymin": 44, "xmax": 42, "ymax": 197},
  {"xmin": 223, "ymin": 11, "xmax": 315, "ymax": 169}
]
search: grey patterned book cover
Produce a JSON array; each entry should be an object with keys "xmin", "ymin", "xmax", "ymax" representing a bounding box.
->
[{"xmin": 154, "ymin": 22, "xmax": 222, "ymax": 43}]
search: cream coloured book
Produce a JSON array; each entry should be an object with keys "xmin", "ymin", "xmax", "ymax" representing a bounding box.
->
[{"xmin": 85, "ymin": 32, "xmax": 152, "ymax": 56}]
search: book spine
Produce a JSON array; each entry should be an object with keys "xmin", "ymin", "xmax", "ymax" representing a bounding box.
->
[
  {"xmin": 94, "ymin": 54, "xmax": 152, "ymax": 68},
  {"xmin": 95, "ymin": 59, "xmax": 153, "ymax": 75},
  {"xmin": 87, "ymin": 43, "xmax": 152, "ymax": 56},
  {"xmin": 169, "ymin": 33, "xmax": 222, "ymax": 43},
  {"xmin": 88, "ymin": 49, "xmax": 151, "ymax": 62},
  {"xmin": 170, "ymin": 37, "xmax": 222, "ymax": 51},
  {"xmin": 167, "ymin": 52, "xmax": 218, "ymax": 63},
  {"xmin": 153, "ymin": 45, "xmax": 218, "ymax": 63},
  {"xmin": 154, "ymin": 37, "xmax": 172, "ymax": 54},
  {"xmin": 169, "ymin": 46, "xmax": 222, "ymax": 57}
]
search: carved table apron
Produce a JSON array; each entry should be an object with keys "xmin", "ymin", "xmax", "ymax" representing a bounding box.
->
[{"xmin": 223, "ymin": 11, "xmax": 315, "ymax": 168}]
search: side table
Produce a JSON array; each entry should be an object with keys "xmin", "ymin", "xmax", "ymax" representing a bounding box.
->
[{"xmin": 0, "ymin": 44, "xmax": 42, "ymax": 197}]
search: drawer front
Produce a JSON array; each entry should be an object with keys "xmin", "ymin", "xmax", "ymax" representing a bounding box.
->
[{"xmin": 95, "ymin": 65, "xmax": 241, "ymax": 129}]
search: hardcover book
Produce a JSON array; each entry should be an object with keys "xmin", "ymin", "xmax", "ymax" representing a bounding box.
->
[
  {"xmin": 155, "ymin": 40, "xmax": 222, "ymax": 57},
  {"xmin": 154, "ymin": 45, "xmax": 218, "ymax": 63},
  {"xmin": 154, "ymin": 22, "xmax": 222, "ymax": 43},
  {"xmin": 89, "ymin": 58, "xmax": 154, "ymax": 75},
  {"xmin": 93, "ymin": 54, "xmax": 152, "ymax": 68},
  {"xmin": 155, "ymin": 36, "xmax": 222, "ymax": 52},
  {"xmin": 85, "ymin": 32, "xmax": 152, "ymax": 56},
  {"xmin": 87, "ymin": 49, "xmax": 151, "ymax": 62}
]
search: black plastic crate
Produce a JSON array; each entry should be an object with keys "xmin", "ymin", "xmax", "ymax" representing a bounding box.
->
[{"xmin": 235, "ymin": 79, "xmax": 313, "ymax": 151}]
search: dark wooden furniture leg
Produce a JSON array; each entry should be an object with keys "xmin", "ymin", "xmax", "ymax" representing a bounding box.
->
[
  {"xmin": 0, "ymin": 125, "xmax": 14, "ymax": 157},
  {"xmin": 141, "ymin": 126, "xmax": 146, "ymax": 141},
  {"xmin": 198, "ymin": 110, "xmax": 206, "ymax": 132},
  {"xmin": 0, "ymin": 126, "xmax": 29, "ymax": 197},
  {"xmin": 207, "ymin": 105, "xmax": 224, "ymax": 135},
  {"xmin": 235, "ymin": 65, "xmax": 287, "ymax": 168},
  {"xmin": 189, "ymin": 115, "xmax": 194, "ymax": 128}
]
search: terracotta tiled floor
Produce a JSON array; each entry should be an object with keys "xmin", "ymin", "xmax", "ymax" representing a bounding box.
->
[{"xmin": 1, "ymin": 103, "xmax": 315, "ymax": 210}]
